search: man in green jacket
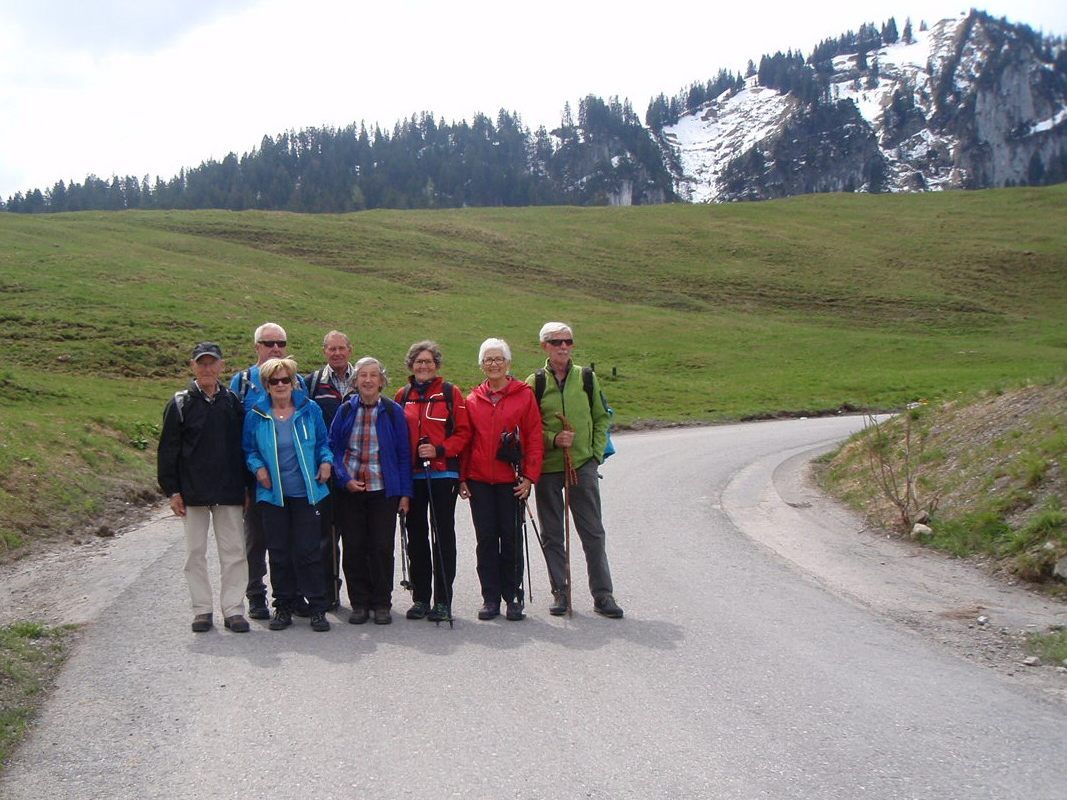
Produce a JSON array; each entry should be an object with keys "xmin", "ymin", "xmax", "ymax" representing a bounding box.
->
[{"xmin": 526, "ymin": 322, "xmax": 623, "ymax": 618}]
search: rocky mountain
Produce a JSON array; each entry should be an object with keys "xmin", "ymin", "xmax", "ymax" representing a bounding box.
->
[{"xmin": 661, "ymin": 10, "xmax": 1067, "ymax": 202}]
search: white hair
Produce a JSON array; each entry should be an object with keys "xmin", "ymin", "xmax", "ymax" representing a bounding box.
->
[
  {"xmin": 539, "ymin": 321, "xmax": 572, "ymax": 342},
  {"xmin": 477, "ymin": 338, "xmax": 512, "ymax": 364},
  {"xmin": 253, "ymin": 322, "xmax": 287, "ymax": 343},
  {"xmin": 353, "ymin": 356, "xmax": 388, "ymax": 387}
]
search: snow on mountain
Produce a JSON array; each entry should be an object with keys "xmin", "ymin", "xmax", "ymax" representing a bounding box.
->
[
  {"xmin": 664, "ymin": 85, "xmax": 796, "ymax": 202},
  {"xmin": 661, "ymin": 11, "xmax": 1067, "ymax": 202}
]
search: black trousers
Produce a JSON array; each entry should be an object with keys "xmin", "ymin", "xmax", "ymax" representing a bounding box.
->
[
  {"xmin": 336, "ymin": 489, "xmax": 399, "ymax": 610},
  {"xmin": 318, "ymin": 491, "xmax": 343, "ymax": 604},
  {"xmin": 406, "ymin": 476, "xmax": 458, "ymax": 607},
  {"xmin": 258, "ymin": 497, "xmax": 327, "ymax": 613},
  {"xmin": 243, "ymin": 500, "xmax": 268, "ymax": 599},
  {"xmin": 468, "ymin": 480, "xmax": 523, "ymax": 605}
]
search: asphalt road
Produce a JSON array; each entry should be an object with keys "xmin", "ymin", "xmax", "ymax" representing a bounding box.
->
[{"xmin": 3, "ymin": 417, "xmax": 1066, "ymax": 799}]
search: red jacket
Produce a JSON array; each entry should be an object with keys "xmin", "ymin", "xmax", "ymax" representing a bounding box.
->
[
  {"xmin": 462, "ymin": 377, "xmax": 543, "ymax": 485},
  {"xmin": 394, "ymin": 376, "xmax": 472, "ymax": 474}
]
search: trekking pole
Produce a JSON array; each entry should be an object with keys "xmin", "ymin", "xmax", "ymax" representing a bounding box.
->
[
  {"xmin": 556, "ymin": 413, "xmax": 577, "ymax": 617},
  {"xmin": 398, "ymin": 510, "xmax": 413, "ymax": 596},
  {"xmin": 419, "ymin": 437, "xmax": 453, "ymax": 628},
  {"xmin": 513, "ymin": 464, "xmax": 535, "ymax": 603}
]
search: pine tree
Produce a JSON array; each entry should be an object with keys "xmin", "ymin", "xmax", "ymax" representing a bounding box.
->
[{"xmin": 903, "ymin": 18, "xmax": 914, "ymax": 44}]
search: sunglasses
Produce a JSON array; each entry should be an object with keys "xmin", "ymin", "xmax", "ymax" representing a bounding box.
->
[
  {"xmin": 545, "ymin": 338, "xmax": 573, "ymax": 346},
  {"xmin": 267, "ymin": 376, "xmax": 292, "ymax": 386},
  {"xmin": 258, "ymin": 340, "xmax": 287, "ymax": 348}
]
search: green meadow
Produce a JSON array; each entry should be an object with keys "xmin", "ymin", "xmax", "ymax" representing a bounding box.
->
[{"xmin": 1, "ymin": 186, "xmax": 1065, "ymax": 552}]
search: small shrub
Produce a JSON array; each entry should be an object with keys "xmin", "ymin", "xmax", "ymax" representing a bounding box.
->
[{"xmin": 1028, "ymin": 630, "xmax": 1067, "ymax": 663}]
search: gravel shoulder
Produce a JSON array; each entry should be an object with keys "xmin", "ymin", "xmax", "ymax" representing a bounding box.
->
[{"xmin": 722, "ymin": 440, "xmax": 1067, "ymax": 702}]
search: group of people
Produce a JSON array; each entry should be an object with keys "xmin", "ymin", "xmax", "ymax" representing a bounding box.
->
[{"xmin": 156, "ymin": 321, "xmax": 624, "ymax": 634}]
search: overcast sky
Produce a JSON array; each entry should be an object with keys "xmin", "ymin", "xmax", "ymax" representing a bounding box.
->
[{"xmin": 2, "ymin": 0, "xmax": 1065, "ymax": 200}]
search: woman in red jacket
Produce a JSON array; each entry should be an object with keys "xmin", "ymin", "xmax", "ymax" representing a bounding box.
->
[
  {"xmin": 460, "ymin": 338, "xmax": 543, "ymax": 621},
  {"xmin": 395, "ymin": 340, "xmax": 471, "ymax": 623}
]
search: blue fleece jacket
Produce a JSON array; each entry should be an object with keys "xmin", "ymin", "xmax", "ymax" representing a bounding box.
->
[{"xmin": 243, "ymin": 389, "xmax": 332, "ymax": 506}]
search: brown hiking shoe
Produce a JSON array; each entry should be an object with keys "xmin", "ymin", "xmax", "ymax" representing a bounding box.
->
[
  {"xmin": 191, "ymin": 613, "xmax": 213, "ymax": 633},
  {"xmin": 223, "ymin": 615, "xmax": 250, "ymax": 633}
]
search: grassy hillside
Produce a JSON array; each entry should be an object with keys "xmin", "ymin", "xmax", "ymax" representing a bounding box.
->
[
  {"xmin": 1, "ymin": 186, "xmax": 1066, "ymax": 553},
  {"xmin": 819, "ymin": 381, "xmax": 1066, "ymax": 593}
]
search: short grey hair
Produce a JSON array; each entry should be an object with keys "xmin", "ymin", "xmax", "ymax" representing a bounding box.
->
[
  {"xmin": 478, "ymin": 338, "xmax": 512, "ymax": 364},
  {"xmin": 539, "ymin": 321, "xmax": 572, "ymax": 342},
  {"xmin": 322, "ymin": 330, "xmax": 350, "ymax": 348},
  {"xmin": 254, "ymin": 322, "xmax": 287, "ymax": 344},
  {"xmin": 405, "ymin": 340, "xmax": 443, "ymax": 370},
  {"xmin": 352, "ymin": 356, "xmax": 389, "ymax": 388}
]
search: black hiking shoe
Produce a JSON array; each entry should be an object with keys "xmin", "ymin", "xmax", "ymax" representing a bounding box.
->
[
  {"xmin": 348, "ymin": 607, "xmax": 369, "ymax": 625},
  {"xmin": 310, "ymin": 612, "xmax": 330, "ymax": 632},
  {"xmin": 406, "ymin": 601, "xmax": 430, "ymax": 620},
  {"xmin": 505, "ymin": 601, "xmax": 525, "ymax": 621},
  {"xmin": 549, "ymin": 591, "xmax": 568, "ymax": 616},
  {"xmin": 269, "ymin": 608, "xmax": 293, "ymax": 630},
  {"xmin": 191, "ymin": 613, "xmax": 213, "ymax": 633},
  {"xmin": 477, "ymin": 602, "xmax": 500, "ymax": 621},
  {"xmin": 428, "ymin": 603, "xmax": 451, "ymax": 623},
  {"xmin": 247, "ymin": 595, "xmax": 270, "ymax": 620},
  {"xmin": 594, "ymin": 594, "xmax": 624, "ymax": 619}
]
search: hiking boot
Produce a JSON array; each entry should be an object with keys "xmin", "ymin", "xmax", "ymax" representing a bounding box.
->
[
  {"xmin": 310, "ymin": 612, "xmax": 330, "ymax": 632},
  {"xmin": 191, "ymin": 613, "xmax": 213, "ymax": 633},
  {"xmin": 269, "ymin": 608, "xmax": 293, "ymax": 630},
  {"xmin": 292, "ymin": 598, "xmax": 311, "ymax": 618},
  {"xmin": 348, "ymin": 607, "xmax": 369, "ymax": 625},
  {"xmin": 373, "ymin": 608, "xmax": 392, "ymax": 625},
  {"xmin": 549, "ymin": 591, "xmax": 568, "ymax": 616},
  {"xmin": 594, "ymin": 594, "xmax": 624, "ymax": 619},
  {"xmin": 247, "ymin": 595, "xmax": 270, "ymax": 620},
  {"xmin": 477, "ymin": 602, "xmax": 500, "ymax": 621},
  {"xmin": 427, "ymin": 603, "xmax": 451, "ymax": 623},
  {"xmin": 505, "ymin": 601, "xmax": 525, "ymax": 621},
  {"xmin": 223, "ymin": 615, "xmax": 250, "ymax": 633},
  {"xmin": 406, "ymin": 601, "xmax": 430, "ymax": 620}
]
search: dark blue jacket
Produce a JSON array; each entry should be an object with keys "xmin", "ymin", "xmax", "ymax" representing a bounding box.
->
[{"xmin": 328, "ymin": 396, "xmax": 414, "ymax": 499}]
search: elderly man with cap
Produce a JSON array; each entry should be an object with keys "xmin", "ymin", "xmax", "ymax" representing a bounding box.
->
[
  {"xmin": 526, "ymin": 322, "xmax": 624, "ymax": 619},
  {"xmin": 230, "ymin": 322, "xmax": 306, "ymax": 620},
  {"xmin": 158, "ymin": 342, "xmax": 250, "ymax": 632}
]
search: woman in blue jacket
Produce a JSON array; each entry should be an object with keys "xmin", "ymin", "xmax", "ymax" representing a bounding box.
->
[
  {"xmin": 329, "ymin": 356, "xmax": 413, "ymax": 625},
  {"xmin": 243, "ymin": 357, "xmax": 333, "ymax": 632}
]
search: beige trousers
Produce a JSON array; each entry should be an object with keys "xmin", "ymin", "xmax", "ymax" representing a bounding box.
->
[{"xmin": 183, "ymin": 505, "xmax": 248, "ymax": 618}]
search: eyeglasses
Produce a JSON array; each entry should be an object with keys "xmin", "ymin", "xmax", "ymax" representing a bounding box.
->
[
  {"xmin": 267, "ymin": 376, "xmax": 292, "ymax": 386},
  {"xmin": 481, "ymin": 357, "xmax": 506, "ymax": 365},
  {"xmin": 412, "ymin": 359, "xmax": 436, "ymax": 366},
  {"xmin": 545, "ymin": 338, "xmax": 573, "ymax": 346},
  {"xmin": 258, "ymin": 340, "xmax": 287, "ymax": 348}
]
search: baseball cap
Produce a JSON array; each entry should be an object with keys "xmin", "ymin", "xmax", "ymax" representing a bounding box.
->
[{"xmin": 191, "ymin": 342, "xmax": 223, "ymax": 361}]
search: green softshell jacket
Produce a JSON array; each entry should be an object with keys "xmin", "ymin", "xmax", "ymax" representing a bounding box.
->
[{"xmin": 526, "ymin": 361, "xmax": 608, "ymax": 474}]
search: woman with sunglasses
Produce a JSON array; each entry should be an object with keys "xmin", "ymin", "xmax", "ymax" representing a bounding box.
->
[
  {"xmin": 394, "ymin": 341, "xmax": 472, "ymax": 624},
  {"xmin": 243, "ymin": 357, "xmax": 333, "ymax": 632},
  {"xmin": 460, "ymin": 338, "xmax": 543, "ymax": 621}
]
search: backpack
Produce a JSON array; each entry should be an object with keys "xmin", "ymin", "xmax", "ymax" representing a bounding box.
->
[
  {"xmin": 533, "ymin": 366, "xmax": 616, "ymax": 461},
  {"xmin": 399, "ymin": 381, "xmax": 456, "ymax": 438}
]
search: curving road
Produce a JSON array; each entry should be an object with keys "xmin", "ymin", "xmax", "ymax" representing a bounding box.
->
[{"xmin": 3, "ymin": 417, "xmax": 1065, "ymax": 799}]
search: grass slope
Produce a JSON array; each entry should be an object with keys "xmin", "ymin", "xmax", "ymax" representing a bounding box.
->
[
  {"xmin": 1, "ymin": 186, "xmax": 1065, "ymax": 553},
  {"xmin": 820, "ymin": 381, "xmax": 1066, "ymax": 591}
]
